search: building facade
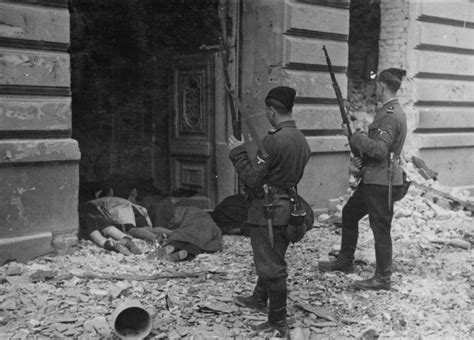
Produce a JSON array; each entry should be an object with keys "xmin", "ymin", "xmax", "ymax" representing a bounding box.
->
[{"xmin": 1, "ymin": 0, "xmax": 473, "ymax": 263}]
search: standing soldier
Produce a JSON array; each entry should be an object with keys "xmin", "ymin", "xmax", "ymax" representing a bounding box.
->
[
  {"xmin": 318, "ymin": 68, "xmax": 408, "ymax": 291},
  {"xmin": 227, "ymin": 86, "xmax": 312, "ymax": 337}
]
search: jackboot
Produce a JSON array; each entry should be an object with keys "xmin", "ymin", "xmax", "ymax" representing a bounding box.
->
[
  {"xmin": 235, "ymin": 278, "xmax": 268, "ymax": 313},
  {"xmin": 251, "ymin": 288, "xmax": 288, "ymax": 338},
  {"xmin": 354, "ymin": 244, "xmax": 392, "ymax": 291},
  {"xmin": 318, "ymin": 226, "xmax": 357, "ymax": 273},
  {"xmin": 318, "ymin": 256, "xmax": 354, "ymax": 273}
]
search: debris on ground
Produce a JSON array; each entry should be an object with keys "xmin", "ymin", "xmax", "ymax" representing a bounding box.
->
[{"xmin": 0, "ymin": 157, "xmax": 472, "ymax": 339}]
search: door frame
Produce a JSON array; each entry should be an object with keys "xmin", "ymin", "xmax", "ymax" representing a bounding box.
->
[{"xmin": 169, "ymin": 52, "xmax": 236, "ymax": 209}]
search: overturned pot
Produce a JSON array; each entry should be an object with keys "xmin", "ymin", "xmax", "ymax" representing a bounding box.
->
[{"xmin": 111, "ymin": 300, "xmax": 152, "ymax": 339}]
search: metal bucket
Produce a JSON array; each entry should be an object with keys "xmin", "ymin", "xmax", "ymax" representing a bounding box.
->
[{"xmin": 111, "ymin": 300, "xmax": 152, "ymax": 339}]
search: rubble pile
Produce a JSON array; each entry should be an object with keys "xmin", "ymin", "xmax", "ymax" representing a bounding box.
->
[
  {"xmin": 307, "ymin": 157, "xmax": 473, "ymax": 338},
  {"xmin": 315, "ymin": 155, "xmax": 474, "ymax": 263},
  {"xmin": 393, "ymin": 157, "xmax": 473, "ymax": 252},
  {"xmin": 0, "ymin": 156, "xmax": 472, "ymax": 339}
]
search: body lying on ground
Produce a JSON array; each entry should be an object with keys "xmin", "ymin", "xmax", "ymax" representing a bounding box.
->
[
  {"xmin": 78, "ymin": 195, "xmax": 223, "ymax": 261},
  {"xmin": 142, "ymin": 197, "xmax": 223, "ymax": 261}
]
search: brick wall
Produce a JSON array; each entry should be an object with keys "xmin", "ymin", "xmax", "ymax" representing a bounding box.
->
[
  {"xmin": 380, "ymin": 0, "xmax": 474, "ymax": 186},
  {"xmin": 347, "ymin": 0, "xmax": 380, "ymax": 125},
  {"xmin": 379, "ymin": 0, "xmax": 409, "ymax": 70},
  {"xmin": 378, "ymin": 0, "xmax": 420, "ymax": 154}
]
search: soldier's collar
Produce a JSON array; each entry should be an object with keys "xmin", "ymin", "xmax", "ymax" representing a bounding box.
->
[
  {"xmin": 274, "ymin": 120, "xmax": 297, "ymax": 129},
  {"xmin": 381, "ymin": 97, "xmax": 398, "ymax": 107}
]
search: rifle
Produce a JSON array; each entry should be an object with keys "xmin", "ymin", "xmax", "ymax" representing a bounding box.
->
[
  {"xmin": 220, "ymin": 40, "xmax": 272, "ymax": 240},
  {"xmin": 322, "ymin": 46, "xmax": 363, "ymax": 161},
  {"xmin": 219, "ymin": 36, "xmax": 242, "ymax": 140},
  {"xmin": 219, "ymin": 37, "xmax": 269, "ymax": 159}
]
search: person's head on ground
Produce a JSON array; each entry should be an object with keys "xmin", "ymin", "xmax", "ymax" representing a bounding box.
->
[
  {"xmin": 376, "ymin": 68, "xmax": 406, "ymax": 102},
  {"xmin": 96, "ymin": 187, "xmax": 114, "ymax": 198},
  {"xmin": 264, "ymin": 86, "xmax": 296, "ymax": 127}
]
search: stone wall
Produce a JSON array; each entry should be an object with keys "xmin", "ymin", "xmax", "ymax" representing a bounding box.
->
[
  {"xmin": 378, "ymin": 0, "xmax": 409, "ymax": 71},
  {"xmin": 0, "ymin": 0, "xmax": 79, "ymax": 263},
  {"xmin": 378, "ymin": 0, "xmax": 420, "ymax": 154},
  {"xmin": 239, "ymin": 0, "xmax": 352, "ymax": 207},
  {"xmin": 379, "ymin": 0, "xmax": 474, "ymax": 186}
]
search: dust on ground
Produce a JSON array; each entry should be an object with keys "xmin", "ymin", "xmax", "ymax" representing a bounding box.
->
[{"xmin": 1, "ymin": 183, "xmax": 473, "ymax": 339}]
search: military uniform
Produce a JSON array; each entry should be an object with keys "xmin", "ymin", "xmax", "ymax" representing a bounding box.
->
[
  {"xmin": 351, "ymin": 98, "xmax": 407, "ymax": 187},
  {"xmin": 229, "ymin": 119, "xmax": 311, "ymax": 332},
  {"xmin": 337, "ymin": 98, "xmax": 407, "ymax": 285}
]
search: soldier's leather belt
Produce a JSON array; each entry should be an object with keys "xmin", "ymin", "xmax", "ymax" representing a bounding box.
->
[{"xmin": 254, "ymin": 185, "xmax": 295, "ymax": 199}]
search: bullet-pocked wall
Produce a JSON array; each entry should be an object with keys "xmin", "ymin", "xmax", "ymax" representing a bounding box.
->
[{"xmin": 0, "ymin": 0, "xmax": 80, "ymax": 264}]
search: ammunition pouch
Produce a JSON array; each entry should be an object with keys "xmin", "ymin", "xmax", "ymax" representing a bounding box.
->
[
  {"xmin": 286, "ymin": 208, "xmax": 307, "ymax": 243},
  {"xmin": 393, "ymin": 171, "xmax": 411, "ymax": 202},
  {"xmin": 285, "ymin": 187, "xmax": 311, "ymax": 244}
]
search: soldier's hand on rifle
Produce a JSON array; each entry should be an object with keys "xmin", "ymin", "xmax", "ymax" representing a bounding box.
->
[
  {"xmin": 227, "ymin": 135, "xmax": 244, "ymax": 150},
  {"xmin": 352, "ymin": 117, "xmax": 364, "ymax": 130},
  {"xmin": 352, "ymin": 156, "xmax": 364, "ymax": 169}
]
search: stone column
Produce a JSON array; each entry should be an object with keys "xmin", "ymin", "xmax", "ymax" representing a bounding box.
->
[{"xmin": 0, "ymin": 1, "xmax": 79, "ymax": 264}]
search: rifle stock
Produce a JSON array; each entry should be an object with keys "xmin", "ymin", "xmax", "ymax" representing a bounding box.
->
[{"xmin": 322, "ymin": 45, "xmax": 362, "ymax": 159}]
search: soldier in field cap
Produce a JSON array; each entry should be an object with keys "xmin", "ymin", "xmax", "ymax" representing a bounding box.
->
[
  {"xmin": 227, "ymin": 86, "xmax": 313, "ymax": 338},
  {"xmin": 319, "ymin": 68, "xmax": 409, "ymax": 291}
]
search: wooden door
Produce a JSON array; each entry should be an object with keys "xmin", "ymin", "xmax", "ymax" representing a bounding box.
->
[{"xmin": 169, "ymin": 53, "xmax": 218, "ymax": 209}]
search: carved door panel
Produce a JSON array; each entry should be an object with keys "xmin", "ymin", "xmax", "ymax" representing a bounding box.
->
[{"xmin": 169, "ymin": 53, "xmax": 217, "ymax": 209}]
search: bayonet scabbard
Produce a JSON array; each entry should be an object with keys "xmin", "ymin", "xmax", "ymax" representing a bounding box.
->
[
  {"xmin": 388, "ymin": 152, "xmax": 394, "ymax": 213},
  {"xmin": 263, "ymin": 184, "xmax": 274, "ymax": 248}
]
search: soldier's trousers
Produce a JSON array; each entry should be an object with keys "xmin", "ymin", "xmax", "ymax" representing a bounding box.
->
[
  {"xmin": 249, "ymin": 225, "xmax": 289, "ymax": 324},
  {"xmin": 339, "ymin": 184, "xmax": 404, "ymax": 281}
]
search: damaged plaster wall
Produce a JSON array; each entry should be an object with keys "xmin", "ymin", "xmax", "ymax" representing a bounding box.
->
[
  {"xmin": 378, "ymin": 0, "xmax": 420, "ymax": 155},
  {"xmin": 386, "ymin": 0, "xmax": 474, "ymax": 186},
  {"xmin": 0, "ymin": 0, "xmax": 79, "ymax": 264},
  {"xmin": 350, "ymin": 0, "xmax": 474, "ymax": 186},
  {"xmin": 239, "ymin": 0, "xmax": 352, "ymax": 207}
]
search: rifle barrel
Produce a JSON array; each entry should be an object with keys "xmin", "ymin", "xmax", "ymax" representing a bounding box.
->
[{"xmin": 322, "ymin": 45, "xmax": 361, "ymax": 157}]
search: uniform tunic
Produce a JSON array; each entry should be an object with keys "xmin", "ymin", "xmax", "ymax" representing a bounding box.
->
[
  {"xmin": 229, "ymin": 120, "xmax": 311, "ymax": 226},
  {"xmin": 229, "ymin": 120, "xmax": 311, "ymax": 283},
  {"xmin": 340, "ymin": 98, "xmax": 408, "ymax": 280},
  {"xmin": 351, "ymin": 98, "xmax": 407, "ymax": 186}
]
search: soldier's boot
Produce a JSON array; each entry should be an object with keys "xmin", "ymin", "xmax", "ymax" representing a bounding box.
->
[
  {"xmin": 318, "ymin": 225, "xmax": 357, "ymax": 273},
  {"xmin": 234, "ymin": 278, "xmax": 268, "ymax": 313},
  {"xmin": 354, "ymin": 244, "xmax": 392, "ymax": 291},
  {"xmin": 251, "ymin": 287, "xmax": 288, "ymax": 339},
  {"xmin": 318, "ymin": 256, "xmax": 354, "ymax": 273}
]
